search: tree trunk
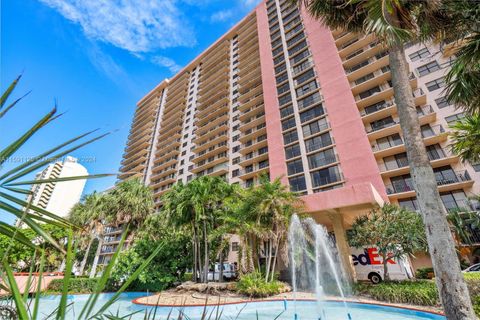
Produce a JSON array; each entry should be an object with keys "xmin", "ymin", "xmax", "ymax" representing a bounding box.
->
[
  {"xmin": 270, "ymin": 236, "xmax": 280, "ymax": 282},
  {"xmin": 193, "ymin": 224, "xmax": 198, "ymax": 282},
  {"xmin": 219, "ymin": 246, "xmax": 224, "ymax": 283},
  {"xmin": 382, "ymin": 253, "xmax": 390, "ymax": 282},
  {"xmin": 79, "ymin": 236, "xmax": 93, "ymax": 276},
  {"xmin": 389, "ymin": 44, "xmax": 475, "ymax": 319},
  {"xmin": 203, "ymin": 220, "xmax": 209, "ymax": 283},
  {"xmin": 89, "ymin": 238, "xmax": 103, "ymax": 278},
  {"xmin": 265, "ymin": 240, "xmax": 271, "ymax": 282}
]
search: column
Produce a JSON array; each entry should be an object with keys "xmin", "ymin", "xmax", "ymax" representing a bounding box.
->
[{"xmin": 329, "ymin": 212, "xmax": 356, "ymax": 283}]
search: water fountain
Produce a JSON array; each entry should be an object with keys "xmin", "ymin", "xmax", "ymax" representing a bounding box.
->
[{"xmin": 288, "ymin": 214, "xmax": 352, "ymax": 320}]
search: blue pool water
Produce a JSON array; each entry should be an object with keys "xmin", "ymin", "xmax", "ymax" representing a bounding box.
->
[{"xmin": 33, "ymin": 292, "xmax": 445, "ymax": 320}]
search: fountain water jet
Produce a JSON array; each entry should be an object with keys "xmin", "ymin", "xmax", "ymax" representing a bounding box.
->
[{"xmin": 288, "ymin": 214, "xmax": 352, "ymax": 320}]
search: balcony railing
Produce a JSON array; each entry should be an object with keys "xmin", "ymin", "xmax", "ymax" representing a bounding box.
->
[{"xmin": 385, "ymin": 170, "xmax": 472, "ymax": 194}]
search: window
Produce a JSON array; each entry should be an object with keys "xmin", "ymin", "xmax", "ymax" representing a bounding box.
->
[
  {"xmin": 232, "ymin": 157, "xmax": 240, "ymax": 164},
  {"xmin": 364, "ymin": 100, "xmax": 388, "ymax": 115},
  {"xmin": 433, "ymin": 166, "xmax": 457, "ymax": 185},
  {"xmin": 440, "ymin": 190, "xmax": 469, "ymax": 212},
  {"xmin": 383, "ymin": 153, "xmax": 408, "ymax": 170},
  {"xmin": 359, "ymin": 86, "xmax": 381, "ymax": 100},
  {"xmin": 305, "ymin": 132, "xmax": 332, "ymax": 152},
  {"xmin": 398, "ymin": 198, "xmax": 419, "ymax": 211},
  {"xmin": 289, "ymin": 175, "xmax": 307, "ymax": 192},
  {"xmin": 232, "ymin": 169, "xmax": 239, "ymax": 177},
  {"xmin": 445, "ymin": 113, "xmax": 464, "ymax": 125},
  {"xmin": 416, "ymin": 61, "xmax": 440, "ymax": 77},
  {"xmin": 296, "ymin": 80, "xmax": 317, "ymax": 97},
  {"xmin": 233, "ymin": 134, "xmax": 240, "ymax": 142},
  {"xmin": 277, "ymin": 82, "xmax": 290, "ymax": 95},
  {"xmin": 233, "ymin": 146, "xmax": 240, "ymax": 153},
  {"xmin": 370, "ymin": 116, "xmax": 395, "ymax": 131},
  {"xmin": 285, "ymin": 144, "xmax": 301, "ymax": 159},
  {"xmin": 279, "ymin": 93, "xmax": 292, "ymax": 106},
  {"xmin": 354, "ymin": 73, "xmax": 375, "ymax": 86},
  {"xmin": 281, "ymin": 106, "xmax": 294, "ymax": 118},
  {"xmin": 425, "ymin": 77, "xmax": 445, "ymax": 91},
  {"xmin": 298, "ymin": 92, "xmax": 321, "ymax": 110},
  {"xmin": 294, "ymin": 69, "xmax": 315, "ymax": 86},
  {"xmin": 282, "ymin": 117, "xmax": 297, "ymax": 131},
  {"xmin": 472, "ymin": 161, "xmax": 480, "ymax": 172},
  {"xmin": 287, "ymin": 159, "xmax": 304, "ymax": 175},
  {"xmin": 426, "ymin": 144, "xmax": 446, "ymax": 161},
  {"xmin": 311, "ymin": 166, "xmax": 341, "ymax": 188},
  {"xmin": 435, "ymin": 96, "xmax": 451, "ymax": 109},
  {"xmin": 300, "ymin": 105, "xmax": 324, "ymax": 123},
  {"xmin": 420, "ymin": 125, "xmax": 435, "ymax": 138},
  {"xmin": 308, "ymin": 148, "xmax": 336, "ymax": 169},
  {"xmin": 231, "ymin": 242, "xmax": 239, "ymax": 251},
  {"xmin": 408, "ymin": 47, "xmax": 430, "ymax": 61},
  {"xmin": 283, "ymin": 130, "xmax": 298, "ymax": 145},
  {"xmin": 302, "ymin": 118, "xmax": 328, "ymax": 137},
  {"xmin": 390, "ymin": 174, "xmax": 414, "ymax": 193}
]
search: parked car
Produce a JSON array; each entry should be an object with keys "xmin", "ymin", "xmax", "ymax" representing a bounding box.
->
[
  {"xmin": 207, "ymin": 263, "xmax": 237, "ymax": 281},
  {"xmin": 351, "ymin": 247, "xmax": 414, "ymax": 284},
  {"xmin": 463, "ymin": 263, "xmax": 480, "ymax": 273}
]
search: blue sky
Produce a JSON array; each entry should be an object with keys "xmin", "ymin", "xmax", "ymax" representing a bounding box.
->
[{"xmin": 1, "ymin": 0, "xmax": 261, "ymax": 224}]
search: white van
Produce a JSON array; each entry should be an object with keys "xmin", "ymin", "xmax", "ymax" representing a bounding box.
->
[
  {"xmin": 207, "ymin": 263, "xmax": 237, "ymax": 281},
  {"xmin": 351, "ymin": 247, "xmax": 414, "ymax": 284}
]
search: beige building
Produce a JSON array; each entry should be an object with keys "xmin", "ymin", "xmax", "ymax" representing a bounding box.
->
[{"xmin": 18, "ymin": 156, "xmax": 87, "ymax": 225}]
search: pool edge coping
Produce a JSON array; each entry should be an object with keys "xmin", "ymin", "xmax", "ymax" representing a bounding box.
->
[{"xmin": 131, "ymin": 296, "xmax": 445, "ymax": 317}]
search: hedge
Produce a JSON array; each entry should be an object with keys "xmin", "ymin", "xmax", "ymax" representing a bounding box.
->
[
  {"xmin": 46, "ymin": 277, "xmax": 99, "ymax": 294},
  {"xmin": 354, "ymin": 276, "xmax": 480, "ymax": 316}
]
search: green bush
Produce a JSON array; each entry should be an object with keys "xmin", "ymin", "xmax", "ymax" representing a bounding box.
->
[
  {"xmin": 354, "ymin": 281, "xmax": 439, "ymax": 306},
  {"xmin": 415, "ymin": 267, "xmax": 434, "ymax": 279},
  {"xmin": 236, "ymin": 272, "xmax": 284, "ymax": 298},
  {"xmin": 47, "ymin": 277, "xmax": 99, "ymax": 294},
  {"xmin": 182, "ymin": 272, "xmax": 193, "ymax": 282},
  {"xmin": 473, "ymin": 296, "xmax": 480, "ymax": 317}
]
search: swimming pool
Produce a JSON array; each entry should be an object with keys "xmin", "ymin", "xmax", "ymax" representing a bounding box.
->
[{"xmin": 33, "ymin": 292, "xmax": 445, "ymax": 320}]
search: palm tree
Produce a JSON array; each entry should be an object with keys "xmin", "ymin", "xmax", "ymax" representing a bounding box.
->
[
  {"xmin": 69, "ymin": 192, "xmax": 105, "ymax": 276},
  {"xmin": 450, "ymin": 114, "xmax": 480, "ymax": 163},
  {"xmin": 293, "ymin": 1, "xmax": 474, "ymax": 317},
  {"xmin": 163, "ymin": 176, "xmax": 234, "ymax": 283},
  {"xmin": 104, "ymin": 178, "xmax": 155, "ymax": 230}
]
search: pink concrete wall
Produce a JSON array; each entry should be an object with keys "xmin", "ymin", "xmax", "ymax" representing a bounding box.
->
[
  {"xmin": 256, "ymin": 3, "xmax": 289, "ymax": 185},
  {"xmin": 301, "ymin": 11, "xmax": 388, "ymax": 201}
]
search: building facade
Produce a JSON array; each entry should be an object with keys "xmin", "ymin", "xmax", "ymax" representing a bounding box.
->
[
  {"xmin": 19, "ymin": 156, "xmax": 88, "ymax": 222},
  {"xmin": 120, "ymin": 0, "xmax": 480, "ymax": 273}
]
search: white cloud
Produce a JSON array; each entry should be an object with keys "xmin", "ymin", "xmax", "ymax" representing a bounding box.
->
[
  {"xmin": 151, "ymin": 56, "xmax": 182, "ymax": 74},
  {"xmin": 38, "ymin": 0, "xmax": 197, "ymax": 53},
  {"xmin": 210, "ymin": 9, "xmax": 234, "ymax": 23},
  {"xmin": 240, "ymin": 0, "xmax": 262, "ymax": 9}
]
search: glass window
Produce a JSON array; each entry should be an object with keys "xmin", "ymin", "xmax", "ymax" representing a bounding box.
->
[
  {"xmin": 311, "ymin": 166, "xmax": 341, "ymax": 188},
  {"xmin": 289, "ymin": 175, "xmax": 307, "ymax": 192},
  {"xmin": 308, "ymin": 148, "xmax": 336, "ymax": 169},
  {"xmin": 282, "ymin": 117, "xmax": 297, "ymax": 131},
  {"xmin": 440, "ymin": 190, "xmax": 469, "ymax": 212},
  {"xmin": 296, "ymin": 80, "xmax": 318, "ymax": 97},
  {"xmin": 445, "ymin": 113, "xmax": 465, "ymax": 125},
  {"xmin": 305, "ymin": 132, "xmax": 332, "ymax": 152},
  {"xmin": 408, "ymin": 47, "xmax": 430, "ymax": 61},
  {"xmin": 425, "ymin": 77, "xmax": 445, "ymax": 92},
  {"xmin": 416, "ymin": 61, "xmax": 440, "ymax": 77},
  {"xmin": 294, "ymin": 69, "xmax": 315, "ymax": 86},
  {"xmin": 287, "ymin": 159, "xmax": 304, "ymax": 175},
  {"xmin": 302, "ymin": 118, "xmax": 328, "ymax": 137},
  {"xmin": 435, "ymin": 96, "xmax": 450, "ymax": 109},
  {"xmin": 299, "ymin": 105, "xmax": 324, "ymax": 123},
  {"xmin": 285, "ymin": 144, "xmax": 301, "ymax": 159},
  {"xmin": 283, "ymin": 130, "xmax": 298, "ymax": 145},
  {"xmin": 398, "ymin": 198, "xmax": 419, "ymax": 211},
  {"xmin": 433, "ymin": 166, "xmax": 457, "ymax": 185}
]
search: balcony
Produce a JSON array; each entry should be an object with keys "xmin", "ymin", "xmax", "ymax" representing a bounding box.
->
[
  {"xmin": 238, "ymin": 162, "xmax": 270, "ymax": 180},
  {"xmin": 385, "ymin": 170, "xmax": 473, "ymax": 199},
  {"xmin": 239, "ymin": 135, "xmax": 268, "ymax": 155},
  {"xmin": 239, "ymin": 148, "xmax": 269, "ymax": 166},
  {"xmin": 379, "ymin": 150, "xmax": 459, "ymax": 178},
  {"xmin": 239, "ymin": 124, "xmax": 267, "ymax": 143}
]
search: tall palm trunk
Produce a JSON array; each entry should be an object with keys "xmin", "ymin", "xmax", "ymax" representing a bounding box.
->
[
  {"xmin": 79, "ymin": 236, "xmax": 93, "ymax": 276},
  {"xmin": 89, "ymin": 238, "xmax": 103, "ymax": 278},
  {"xmin": 265, "ymin": 239, "xmax": 272, "ymax": 282},
  {"xmin": 192, "ymin": 223, "xmax": 198, "ymax": 282},
  {"xmin": 203, "ymin": 220, "xmax": 209, "ymax": 283},
  {"xmin": 270, "ymin": 236, "xmax": 280, "ymax": 282},
  {"xmin": 389, "ymin": 44, "xmax": 475, "ymax": 319},
  {"xmin": 381, "ymin": 252, "xmax": 390, "ymax": 281}
]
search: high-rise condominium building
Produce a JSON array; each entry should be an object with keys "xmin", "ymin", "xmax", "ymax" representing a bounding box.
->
[
  {"xmin": 120, "ymin": 0, "xmax": 480, "ymax": 272},
  {"xmin": 21, "ymin": 156, "xmax": 88, "ymax": 220}
]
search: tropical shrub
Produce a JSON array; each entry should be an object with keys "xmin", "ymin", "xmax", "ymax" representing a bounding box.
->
[
  {"xmin": 236, "ymin": 272, "xmax": 285, "ymax": 298},
  {"xmin": 354, "ymin": 281, "xmax": 439, "ymax": 306},
  {"xmin": 47, "ymin": 277, "xmax": 99, "ymax": 294},
  {"xmin": 109, "ymin": 214, "xmax": 192, "ymax": 292},
  {"xmin": 415, "ymin": 267, "xmax": 434, "ymax": 279}
]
